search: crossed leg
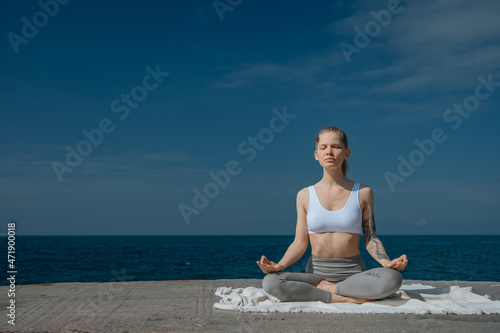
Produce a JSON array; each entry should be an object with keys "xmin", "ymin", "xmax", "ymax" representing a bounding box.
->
[
  {"xmin": 262, "ymin": 268, "xmax": 402, "ymax": 304},
  {"xmin": 263, "ymin": 272, "xmax": 373, "ymax": 304},
  {"xmin": 316, "ymin": 280, "xmax": 373, "ymax": 304}
]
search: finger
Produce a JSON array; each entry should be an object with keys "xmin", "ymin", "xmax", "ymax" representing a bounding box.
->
[
  {"xmin": 256, "ymin": 262, "xmax": 268, "ymax": 273},
  {"xmin": 397, "ymin": 259, "xmax": 405, "ymax": 268},
  {"xmin": 385, "ymin": 261, "xmax": 397, "ymax": 268},
  {"xmin": 392, "ymin": 259, "xmax": 402, "ymax": 267}
]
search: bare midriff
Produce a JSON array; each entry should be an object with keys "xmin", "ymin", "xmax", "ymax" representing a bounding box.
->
[{"xmin": 309, "ymin": 232, "xmax": 361, "ymax": 258}]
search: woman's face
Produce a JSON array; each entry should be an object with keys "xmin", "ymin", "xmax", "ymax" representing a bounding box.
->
[{"xmin": 314, "ymin": 131, "xmax": 350, "ymax": 169}]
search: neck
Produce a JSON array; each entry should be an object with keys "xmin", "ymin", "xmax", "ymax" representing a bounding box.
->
[{"xmin": 318, "ymin": 167, "xmax": 348, "ymax": 187}]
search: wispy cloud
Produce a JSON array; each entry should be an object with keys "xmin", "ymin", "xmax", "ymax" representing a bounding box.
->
[
  {"xmin": 211, "ymin": 63, "xmax": 318, "ymax": 89},
  {"xmin": 415, "ymin": 218, "xmax": 428, "ymax": 226},
  {"xmin": 0, "ymin": 144, "xmax": 196, "ymax": 180},
  {"xmin": 209, "ymin": 0, "xmax": 500, "ymax": 126},
  {"xmin": 350, "ymin": 0, "xmax": 500, "ymax": 94},
  {"xmin": 399, "ymin": 179, "xmax": 500, "ymax": 204},
  {"xmin": 139, "ymin": 152, "xmax": 192, "ymax": 162}
]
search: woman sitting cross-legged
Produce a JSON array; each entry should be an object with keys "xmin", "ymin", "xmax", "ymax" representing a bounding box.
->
[{"xmin": 256, "ymin": 126, "xmax": 408, "ymax": 304}]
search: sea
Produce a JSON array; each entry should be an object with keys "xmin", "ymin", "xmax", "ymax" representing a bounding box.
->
[{"xmin": 3, "ymin": 235, "xmax": 500, "ymax": 286}]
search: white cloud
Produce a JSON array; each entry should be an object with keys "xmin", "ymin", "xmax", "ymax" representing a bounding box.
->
[
  {"xmin": 139, "ymin": 152, "xmax": 192, "ymax": 162},
  {"xmin": 415, "ymin": 218, "xmax": 428, "ymax": 226},
  {"xmin": 208, "ymin": 0, "xmax": 500, "ymax": 127},
  {"xmin": 0, "ymin": 144, "xmax": 195, "ymax": 180},
  {"xmin": 398, "ymin": 179, "xmax": 500, "ymax": 205},
  {"xmin": 211, "ymin": 62, "xmax": 318, "ymax": 89},
  {"xmin": 353, "ymin": 0, "xmax": 500, "ymax": 93}
]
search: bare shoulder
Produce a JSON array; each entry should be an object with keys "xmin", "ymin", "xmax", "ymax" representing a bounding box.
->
[
  {"xmin": 296, "ymin": 187, "xmax": 310, "ymax": 212},
  {"xmin": 358, "ymin": 183, "xmax": 374, "ymax": 209},
  {"xmin": 358, "ymin": 183, "xmax": 373, "ymax": 196},
  {"xmin": 297, "ymin": 187, "xmax": 310, "ymax": 202}
]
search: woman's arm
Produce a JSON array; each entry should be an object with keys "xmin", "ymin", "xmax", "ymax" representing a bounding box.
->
[
  {"xmin": 257, "ymin": 188, "xmax": 310, "ymax": 273},
  {"xmin": 360, "ymin": 186, "xmax": 408, "ymax": 271}
]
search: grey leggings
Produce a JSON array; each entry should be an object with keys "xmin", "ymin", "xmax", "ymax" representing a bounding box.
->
[{"xmin": 262, "ymin": 255, "xmax": 403, "ymax": 303}]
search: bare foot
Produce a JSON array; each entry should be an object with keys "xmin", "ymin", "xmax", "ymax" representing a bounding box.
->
[
  {"xmin": 317, "ymin": 280, "xmax": 374, "ymax": 304},
  {"xmin": 330, "ymin": 294, "xmax": 374, "ymax": 304}
]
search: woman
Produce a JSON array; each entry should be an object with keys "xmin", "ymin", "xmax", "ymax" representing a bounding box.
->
[{"xmin": 256, "ymin": 126, "xmax": 408, "ymax": 304}]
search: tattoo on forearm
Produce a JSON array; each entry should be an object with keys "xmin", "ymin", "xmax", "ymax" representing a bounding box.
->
[
  {"xmin": 371, "ymin": 239, "xmax": 390, "ymax": 261},
  {"xmin": 362, "ymin": 215, "xmax": 390, "ymax": 261},
  {"xmin": 362, "ymin": 215, "xmax": 376, "ymax": 244}
]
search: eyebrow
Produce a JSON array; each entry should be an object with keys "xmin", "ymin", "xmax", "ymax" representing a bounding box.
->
[{"xmin": 319, "ymin": 142, "xmax": 341, "ymax": 146}]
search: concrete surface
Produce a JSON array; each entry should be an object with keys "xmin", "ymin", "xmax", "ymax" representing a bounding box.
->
[{"xmin": 1, "ymin": 279, "xmax": 500, "ymax": 333}]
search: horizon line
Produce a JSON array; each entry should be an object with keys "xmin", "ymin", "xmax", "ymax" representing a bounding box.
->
[{"xmin": 11, "ymin": 234, "xmax": 500, "ymax": 237}]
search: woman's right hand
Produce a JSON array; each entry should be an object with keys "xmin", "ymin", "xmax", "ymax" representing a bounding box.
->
[
  {"xmin": 381, "ymin": 254, "xmax": 408, "ymax": 271},
  {"xmin": 256, "ymin": 255, "xmax": 285, "ymax": 274}
]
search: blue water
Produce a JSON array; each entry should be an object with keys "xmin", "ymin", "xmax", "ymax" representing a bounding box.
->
[{"xmin": 3, "ymin": 235, "xmax": 500, "ymax": 286}]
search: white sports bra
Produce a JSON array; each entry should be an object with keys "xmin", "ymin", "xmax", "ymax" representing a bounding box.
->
[{"xmin": 307, "ymin": 183, "xmax": 363, "ymax": 234}]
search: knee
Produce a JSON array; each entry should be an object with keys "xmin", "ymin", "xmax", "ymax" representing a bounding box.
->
[
  {"xmin": 378, "ymin": 268, "xmax": 403, "ymax": 296},
  {"xmin": 262, "ymin": 273, "xmax": 287, "ymax": 300},
  {"xmin": 386, "ymin": 269, "xmax": 403, "ymax": 290},
  {"xmin": 262, "ymin": 273, "xmax": 279, "ymax": 293}
]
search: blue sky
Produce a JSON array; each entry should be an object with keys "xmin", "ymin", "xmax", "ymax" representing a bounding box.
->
[{"xmin": 1, "ymin": 0, "xmax": 499, "ymax": 235}]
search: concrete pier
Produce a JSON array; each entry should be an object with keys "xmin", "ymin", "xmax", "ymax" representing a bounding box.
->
[{"xmin": 1, "ymin": 279, "xmax": 499, "ymax": 332}]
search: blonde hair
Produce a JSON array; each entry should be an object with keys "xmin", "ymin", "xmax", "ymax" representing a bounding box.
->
[{"xmin": 315, "ymin": 126, "xmax": 350, "ymax": 176}]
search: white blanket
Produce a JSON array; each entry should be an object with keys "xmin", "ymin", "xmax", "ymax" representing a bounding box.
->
[{"xmin": 213, "ymin": 283, "xmax": 500, "ymax": 314}]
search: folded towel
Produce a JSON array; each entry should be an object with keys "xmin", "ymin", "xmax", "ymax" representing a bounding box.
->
[{"xmin": 213, "ymin": 283, "xmax": 500, "ymax": 314}]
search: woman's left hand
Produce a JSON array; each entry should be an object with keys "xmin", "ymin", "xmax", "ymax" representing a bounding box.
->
[
  {"xmin": 381, "ymin": 254, "xmax": 408, "ymax": 271},
  {"xmin": 256, "ymin": 255, "xmax": 284, "ymax": 274}
]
